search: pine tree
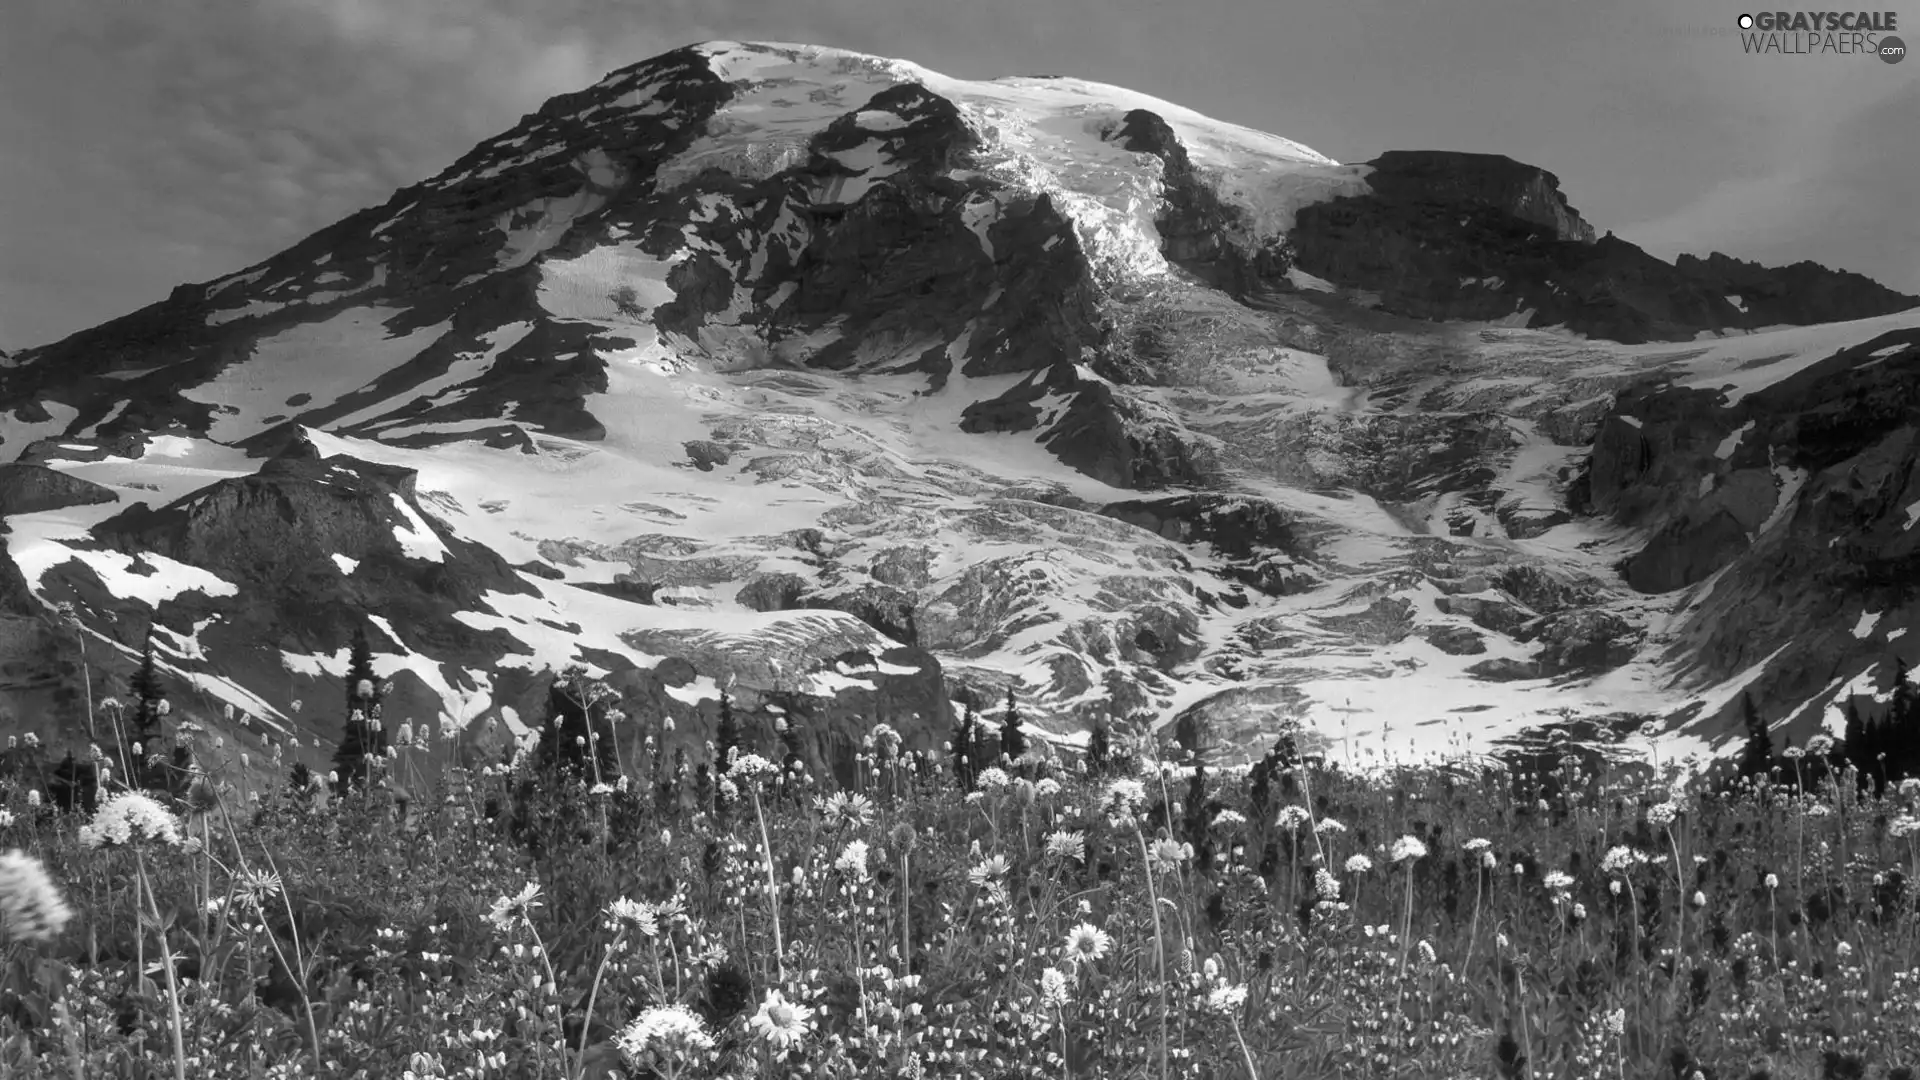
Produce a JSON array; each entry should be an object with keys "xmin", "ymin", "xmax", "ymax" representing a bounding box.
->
[
  {"xmin": 1842, "ymin": 697, "xmax": 1869, "ymax": 782},
  {"xmin": 128, "ymin": 628, "xmax": 166, "ymax": 738},
  {"xmin": 331, "ymin": 626, "xmax": 386, "ymax": 796},
  {"xmin": 533, "ymin": 667, "xmax": 617, "ymax": 783},
  {"xmin": 345, "ymin": 627, "xmax": 376, "ymax": 715},
  {"xmin": 1738, "ymin": 692, "xmax": 1773, "ymax": 782},
  {"xmin": 125, "ymin": 627, "xmax": 168, "ymax": 788},
  {"xmin": 716, "ymin": 691, "xmax": 742, "ymax": 775},
  {"xmin": 999, "ymin": 688, "xmax": 1025, "ymax": 766},
  {"xmin": 1891, "ymin": 657, "xmax": 1919, "ymax": 783},
  {"xmin": 1248, "ymin": 740, "xmax": 1281, "ymax": 818},
  {"xmin": 953, "ymin": 701, "xmax": 977, "ymax": 792},
  {"xmin": 1086, "ymin": 716, "xmax": 1112, "ymax": 778}
]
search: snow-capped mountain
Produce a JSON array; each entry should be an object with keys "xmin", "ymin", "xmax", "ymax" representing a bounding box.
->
[{"xmin": 3, "ymin": 40, "xmax": 1917, "ymax": 773}]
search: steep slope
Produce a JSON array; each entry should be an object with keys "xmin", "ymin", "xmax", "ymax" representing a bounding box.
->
[
  {"xmin": 1285, "ymin": 151, "xmax": 1918, "ymax": 344},
  {"xmin": 2, "ymin": 40, "xmax": 1916, "ymax": 772}
]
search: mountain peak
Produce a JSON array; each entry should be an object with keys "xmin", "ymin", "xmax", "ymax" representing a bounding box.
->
[{"xmin": 4, "ymin": 40, "xmax": 1919, "ymax": 769}]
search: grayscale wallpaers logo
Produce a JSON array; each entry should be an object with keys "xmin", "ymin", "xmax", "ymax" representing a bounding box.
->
[{"xmin": 1734, "ymin": 10, "xmax": 1905, "ymax": 60}]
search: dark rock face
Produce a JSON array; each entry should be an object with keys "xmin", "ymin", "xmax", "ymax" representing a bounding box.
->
[
  {"xmin": 89, "ymin": 439, "xmax": 537, "ymax": 655},
  {"xmin": 1099, "ymin": 493, "xmax": 1314, "ymax": 596},
  {"xmin": 1363, "ymin": 151, "xmax": 1597, "ymax": 243},
  {"xmin": 1424, "ymin": 624, "xmax": 1487, "ymax": 656},
  {"xmin": 1107, "ymin": 109, "xmax": 1291, "ymax": 297},
  {"xmin": 1575, "ymin": 328, "xmax": 1920, "ymax": 732},
  {"xmin": 735, "ymin": 574, "xmax": 919, "ymax": 647},
  {"xmin": 1287, "ymin": 151, "xmax": 1916, "ymax": 344},
  {"xmin": 1676, "ymin": 252, "xmax": 1919, "ymax": 328},
  {"xmin": 1099, "ymin": 494, "xmax": 1301, "ymax": 558},
  {"xmin": 1435, "ymin": 595, "xmax": 1534, "ymax": 636},
  {"xmin": 0, "ymin": 464, "xmax": 118, "ymax": 516}
]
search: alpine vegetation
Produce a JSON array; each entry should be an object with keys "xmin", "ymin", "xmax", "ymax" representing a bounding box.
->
[{"xmin": 0, "ymin": 670, "xmax": 1918, "ymax": 1077}]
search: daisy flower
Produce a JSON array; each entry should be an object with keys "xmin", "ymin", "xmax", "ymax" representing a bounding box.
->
[
  {"xmin": 486, "ymin": 882, "xmax": 542, "ymax": 933},
  {"xmin": 238, "ymin": 869, "xmax": 284, "ymax": 910},
  {"xmin": 748, "ymin": 989, "xmax": 814, "ymax": 1050},
  {"xmin": 1063, "ymin": 922, "xmax": 1112, "ymax": 964},
  {"xmin": 605, "ymin": 897, "xmax": 659, "ymax": 940},
  {"xmin": 1147, "ymin": 837, "xmax": 1192, "ymax": 875},
  {"xmin": 1045, "ymin": 830, "xmax": 1087, "ymax": 864},
  {"xmin": 817, "ymin": 791, "xmax": 875, "ymax": 829},
  {"xmin": 968, "ymin": 854, "xmax": 1011, "ymax": 888}
]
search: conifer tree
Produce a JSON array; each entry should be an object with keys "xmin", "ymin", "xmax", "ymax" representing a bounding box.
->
[
  {"xmin": 128, "ymin": 628, "xmax": 166, "ymax": 739},
  {"xmin": 1086, "ymin": 715, "xmax": 1113, "ymax": 778},
  {"xmin": 952, "ymin": 700, "xmax": 977, "ymax": 792},
  {"xmin": 1891, "ymin": 657, "xmax": 1919, "ymax": 782},
  {"xmin": 1842, "ymin": 697, "xmax": 1869, "ymax": 782},
  {"xmin": 125, "ymin": 628, "xmax": 169, "ymax": 788},
  {"xmin": 331, "ymin": 627, "xmax": 387, "ymax": 796},
  {"xmin": 999, "ymin": 687, "xmax": 1025, "ymax": 766},
  {"xmin": 1738, "ymin": 691, "xmax": 1773, "ymax": 782},
  {"xmin": 716, "ymin": 691, "xmax": 742, "ymax": 775},
  {"xmin": 532, "ymin": 665, "xmax": 617, "ymax": 783}
]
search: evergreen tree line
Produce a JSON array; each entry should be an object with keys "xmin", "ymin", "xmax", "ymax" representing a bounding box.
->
[{"xmin": 1736, "ymin": 658, "xmax": 1920, "ymax": 793}]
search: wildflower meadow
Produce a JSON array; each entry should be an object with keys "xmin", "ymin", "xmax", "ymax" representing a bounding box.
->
[{"xmin": 3, "ymin": 660, "xmax": 1920, "ymax": 1079}]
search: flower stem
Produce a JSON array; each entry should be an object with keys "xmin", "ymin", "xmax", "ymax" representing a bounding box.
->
[
  {"xmin": 750, "ymin": 787, "xmax": 786, "ymax": 981},
  {"xmin": 1134, "ymin": 824, "xmax": 1169, "ymax": 1080},
  {"xmin": 133, "ymin": 849, "xmax": 187, "ymax": 1080}
]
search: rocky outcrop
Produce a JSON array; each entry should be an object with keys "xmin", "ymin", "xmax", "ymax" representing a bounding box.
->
[
  {"xmin": 1286, "ymin": 151, "xmax": 1915, "ymax": 344},
  {"xmin": 88, "ymin": 438, "xmax": 537, "ymax": 656},
  {"xmin": 1675, "ymin": 252, "xmax": 1919, "ymax": 328},
  {"xmin": 1362, "ymin": 150, "xmax": 1597, "ymax": 243},
  {"xmin": 1100, "ymin": 493, "xmax": 1315, "ymax": 596},
  {"xmin": 1576, "ymin": 327, "xmax": 1920, "ymax": 736},
  {"xmin": 0, "ymin": 464, "xmax": 118, "ymax": 516},
  {"xmin": 1107, "ymin": 109, "xmax": 1291, "ymax": 297}
]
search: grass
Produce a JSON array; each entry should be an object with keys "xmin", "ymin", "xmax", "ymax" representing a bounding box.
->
[{"xmin": 2, "ymin": 721, "xmax": 1920, "ymax": 1079}]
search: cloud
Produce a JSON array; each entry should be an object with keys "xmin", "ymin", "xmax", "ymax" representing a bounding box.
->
[{"xmin": 1619, "ymin": 79, "xmax": 1920, "ymax": 291}]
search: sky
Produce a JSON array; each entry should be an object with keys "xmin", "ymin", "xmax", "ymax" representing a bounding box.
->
[{"xmin": 2, "ymin": 0, "xmax": 1915, "ymax": 350}]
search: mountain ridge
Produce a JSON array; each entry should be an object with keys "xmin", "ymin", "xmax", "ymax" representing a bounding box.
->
[{"xmin": 2, "ymin": 40, "xmax": 1917, "ymax": 777}]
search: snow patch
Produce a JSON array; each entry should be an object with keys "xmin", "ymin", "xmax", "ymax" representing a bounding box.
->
[
  {"xmin": 1852, "ymin": 610, "xmax": 1882, "ymax": 639},
  {"xmin": 332, "ymin": 554, "xmax": 360, "ymax": 575},
  {"xmin": 181, "ymin": 308, "xmax": 450, "ymax": 443},
  {"xmin": 1286, "ymin": 267, "xmax": 1336, "ymax": 293},
  {"xmin": 1715, "ymin": 421, "xmax": 1753, "ymax": 460},
  {"xmin": 388, "ymin": 494, "xmax": 450, "ymax": 562}
]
